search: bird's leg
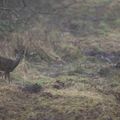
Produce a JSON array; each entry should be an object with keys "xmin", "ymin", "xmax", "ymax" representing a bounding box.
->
[
  {"xmin": 5, "ymin": 72, "xmax": 7, "ymax": 80},
  {"xmin": 0, "ymin": 72, "xmax": 2, "ymax": 79},
  {"xmin": 7, "ymin": 72, "xmax": 11, "ymax": 83},
  {"xmin": 0, "ymin": 71, "xmax": 4, "ymax": 80},
  {"xmin": 5, "ymin": 72, "xmax": 7, "ymax": 79},
  {"xmin": 2, "ymin": 72, "xmax": 5, "ymax": 79},
  {"xmin": 5, "ymin": 72, "xmax": 7, "ymax": 82},
  {"xmin": 5, "ymin": 72, "xmax": 11, "ymax": 83}
]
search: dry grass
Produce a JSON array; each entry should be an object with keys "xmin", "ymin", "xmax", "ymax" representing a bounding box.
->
[
  {"xmin": 0, "ymin": 0, "xmax": 120, "ymax": 119},
  {"xmin": 0, "ymin": 75, "xmax": 120, "ymax": 120}
]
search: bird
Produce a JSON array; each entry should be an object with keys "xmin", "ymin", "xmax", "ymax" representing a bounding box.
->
[{"xmin": 0, "ymin": 49, "xmax": 24, "ymax": 83}]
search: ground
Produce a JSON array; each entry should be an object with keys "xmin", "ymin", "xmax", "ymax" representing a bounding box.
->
[
  {"xmin": 0, "ymin": 0, "xmax": 120, "ymax": 119},
  {"xmin": 0, "ymin": 47, "xmax": 120, "ymax": 120},
  {"xmin": 0, "ymin": 32, "xmax": 120, "ymax": 120}
]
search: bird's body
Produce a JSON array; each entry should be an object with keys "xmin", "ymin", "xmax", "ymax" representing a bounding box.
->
[{"xmin": 0, "ymin": 50, "xmax": 24, "ymax": 83}]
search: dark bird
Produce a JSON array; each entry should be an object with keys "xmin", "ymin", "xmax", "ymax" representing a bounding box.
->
[{"xmin": 0, "ymin": 49, "xmax": 24, "ymax": 83}]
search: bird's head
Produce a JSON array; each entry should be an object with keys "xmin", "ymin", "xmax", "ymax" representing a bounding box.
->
[{"xmin": 14, "ymin": 47, "xmax": 25, "ymax": 59}]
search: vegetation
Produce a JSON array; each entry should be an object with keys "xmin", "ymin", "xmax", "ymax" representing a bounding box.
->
[{"xmin": 0, "ymin": 0, "xmax": 120, "ymax": 120}]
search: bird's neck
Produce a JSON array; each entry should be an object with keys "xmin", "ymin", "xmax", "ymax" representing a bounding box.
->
[{"xmin": 13, "ymin": 55, "xmax": 23, "ymax": 69}]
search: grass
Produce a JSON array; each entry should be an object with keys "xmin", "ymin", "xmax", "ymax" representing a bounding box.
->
[
  {"xmin": 0, "ymin": 5, "xmax": 120, "ymax": 119},
  {"xmin": 0, "ymin": 70, "xmax": 120, "ymax": 120},
  {"xmin": 0, "ymin": 32, "xmax": 118, "ymax": 119},
  {"xmin": 0, "ymin": 51, "xmax": 120, "ymax": 120},
  {"xmin": 0, "ymin": 48, "xmax": 120, "ymax": 120}
]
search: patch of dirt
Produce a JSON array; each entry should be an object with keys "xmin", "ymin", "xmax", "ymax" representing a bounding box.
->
[
  {"xmin": 21, "ymin": 84, "xmax": 43, "ymax": 93},
  {"xmin": 52, "ymin": 80, "xmax": 65, "ymax": 89}
]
